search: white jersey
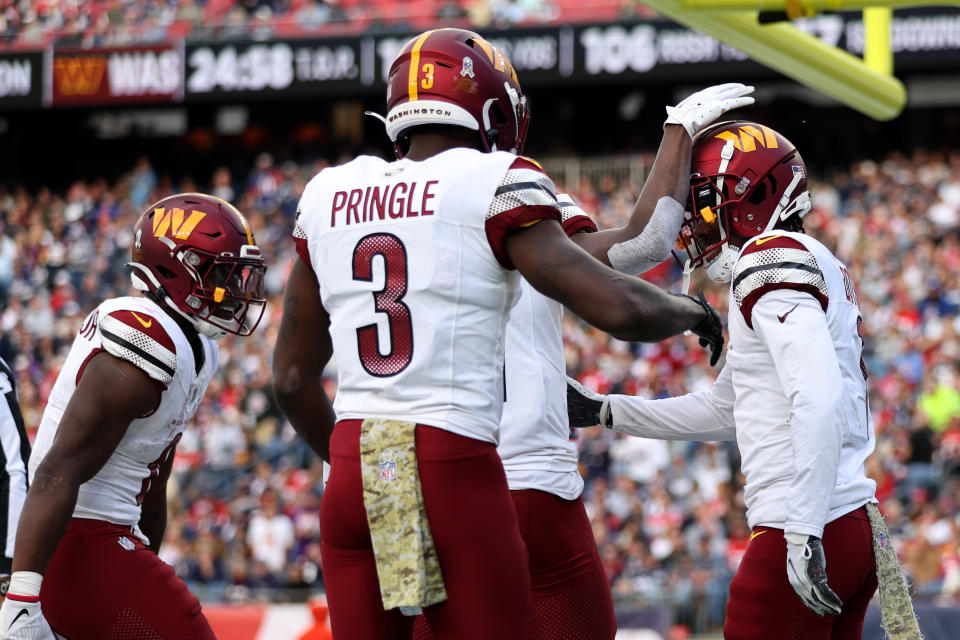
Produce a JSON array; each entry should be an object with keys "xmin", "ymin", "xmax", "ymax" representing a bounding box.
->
[
  {"xmin": 294, "ymin": 148, "xmax": 562, "ymax": 444},
  {"xmin": 609, "ymin": 231, "xmax": 876, "ymax": 537},
  {"xmin": 30, "ymin": 296, "xmax": 217, "ymax": 541},
  {"xmin": 498, "ymin": 198, "xmax": 596, "ymax": 499}
]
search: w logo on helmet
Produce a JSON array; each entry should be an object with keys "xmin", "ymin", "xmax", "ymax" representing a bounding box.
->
[
  {"xmin": 152, "ymin": 207, "xmax": 206, "ymax": 240},
  {"xmin": 715, "ymin": 125, "xmax": 779, "ymax": 152}
]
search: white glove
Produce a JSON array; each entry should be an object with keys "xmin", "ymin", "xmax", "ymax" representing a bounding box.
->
[
  {"xmin": 664, "ymin": 83, "xmax": 755, "ymax": 138},
  {"xmin": 1, "ymin": 572, "xmax": 57, "ymax": 640},
  {"xmin": 785, "ymin": 533, "xmax": 843, "ymax": 617},
  {"xmin": 0, "ymin": 599, "xmax": 57, "ymax": 640}
]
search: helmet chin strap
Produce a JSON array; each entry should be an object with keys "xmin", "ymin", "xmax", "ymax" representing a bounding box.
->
[
  {"xmin": 681, "ymin": 257, "xmax": 695, "ymax": 296},
  {"xmin": 705, "ymin": 139, "xmax": 737, "ymax": 282},
  {"xmin": 481, "ymin": 98, "xmax": 499, "ymax": 151},
  {"xmin": 765, "ymin": 168, "xmax": 810, "ymax": 234}
]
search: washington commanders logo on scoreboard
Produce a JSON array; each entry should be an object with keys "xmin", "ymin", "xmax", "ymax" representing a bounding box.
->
[
  {"xmin": 714, "ymin": 125, "xmax": 779, "ymax": 152},
  {"xmin": 51, "ymin": 46, "xmax": 182, "ymax": 106},
  {"xmin": 53, "ymin": 57, "xmax": 106, "ymax": 97}
]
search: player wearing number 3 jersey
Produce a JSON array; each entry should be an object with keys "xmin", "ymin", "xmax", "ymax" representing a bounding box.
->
[
  {"xmin": 0, "ymin": 194, "xmax": 266, "ymax": 640},
  {"xmin": 273, "ymin": 28, "xmax": 723, "ymax": 640}
]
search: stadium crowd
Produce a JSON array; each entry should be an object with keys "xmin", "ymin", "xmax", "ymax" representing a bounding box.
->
[
  {"xmin": 2, "ymin": 145, "xmax": 960, "ymax": 633},
  {"xmin": 0, "ymin": 0, "xmax": 642, "ymax": 48}
]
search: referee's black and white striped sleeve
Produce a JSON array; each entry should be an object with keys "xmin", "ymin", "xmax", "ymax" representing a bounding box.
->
[{"xmin": 0, "ymin": 357, "xmax": 30, "ymax": 575}]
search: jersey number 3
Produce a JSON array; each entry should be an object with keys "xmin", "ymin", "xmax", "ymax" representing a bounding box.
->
[{"xmin": 353, "ymin": 233, "xmax": 413, "ymax": 377}]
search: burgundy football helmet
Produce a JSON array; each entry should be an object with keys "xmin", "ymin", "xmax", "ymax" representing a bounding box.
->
[
  {"xmin": 129, "ymin": 193, "xmax": 266, "ymax": 339},
  {"xmin": 675, "ymin": 121, "xmax": 811, "ymax": 285},
  {"xmin": 376, "ymin": 28, "xmax": 530, "ymax": 157}
]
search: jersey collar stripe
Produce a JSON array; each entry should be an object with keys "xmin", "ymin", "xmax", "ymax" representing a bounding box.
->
[
  {"xmin": 99, "ymin": 327, "xmax": 176, "ymax": 379},
  {"xmin": 407, "ymin": 30, "xmax": 437, "ymax": 102},
  {"xmin": 731, "ymin": 261, "xmax": 822, "ymax": 292}
]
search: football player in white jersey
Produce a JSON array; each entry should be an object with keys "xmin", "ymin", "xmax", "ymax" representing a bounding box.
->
[
  {"xmin": 568, "ymin": 122, "xmax": 884, "ymax": 640},
  {"xmin": 412, "ymin": 84, "xmax": 756, "ymax": 640},
  {"xmin": 0, "ymin": 194, "xmax": 266, "ymax": 640},
  {"xmin": 273, "ymin": 28, "xmax": 724, "ymax": 640}
]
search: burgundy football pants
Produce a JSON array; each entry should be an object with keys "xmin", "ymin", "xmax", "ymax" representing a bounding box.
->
[
  {"xmin": 724, "ymin": 506, "xmax": 878, "ymax": 640},
  {"xmin": 414, "ymin": 488, "xmax": 616, "ymax": 640},
  {"xmin": 41, "ymin": 517, "xmax": 216, "ymax": 640},
  {"xmin": 320, "ymin": 420, "xmax": 530, "ymax": 640}
]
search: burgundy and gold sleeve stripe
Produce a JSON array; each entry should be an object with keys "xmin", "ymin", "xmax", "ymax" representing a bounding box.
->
[
  {"xmin": 99, "ymin": 310, "xmax": 177, "ymax": 386},
  {"xmin": 485, "ymin": 157, "xmax": 563, "ymax": 269},
  {"xmin": 733, "ymin": 235, "xmax": 828, "ymax": 329}
]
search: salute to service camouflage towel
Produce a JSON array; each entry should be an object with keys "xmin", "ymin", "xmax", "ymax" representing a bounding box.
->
[
  {"xmin": 360, "ymin": 419, "xmax": 447, "ymax": 615},
  {"xmin": 866, "ymin": 503, "xmax": 923, "ymax": 640}
]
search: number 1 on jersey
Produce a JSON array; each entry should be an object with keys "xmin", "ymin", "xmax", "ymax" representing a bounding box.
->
[{"xmin": 353, "ymin": 233, "xmax": 414, "ymax": 377}]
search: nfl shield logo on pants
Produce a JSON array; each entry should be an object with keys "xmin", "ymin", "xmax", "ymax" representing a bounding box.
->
[{"xmin": 380, "ymin": 460, "xmax": 397, "ymax": 482}]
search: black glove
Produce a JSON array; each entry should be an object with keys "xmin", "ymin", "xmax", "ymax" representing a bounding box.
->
[
  {"xmin": 785, "ymin": 533, "xmax": 843, "ymax": 616},
  {"xmin": 683, "ymin": 290, "xmax": 724, "ymax": 366},
  {"xmin": 566, "ymin": 376, "xmax": 610, "ymax": 428}
]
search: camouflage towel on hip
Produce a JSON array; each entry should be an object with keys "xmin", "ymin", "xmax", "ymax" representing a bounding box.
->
[
  {"xmin": 866, "ymin": 502, "xmax": 923, "ymax": 640},
  {"xmin": 360, "ymin": 418, "xmax": 447, "ymax": 615}
]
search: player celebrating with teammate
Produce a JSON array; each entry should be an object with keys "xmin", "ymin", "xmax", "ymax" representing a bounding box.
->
[
  {"xmin": 1, "ymin": 194, "xmax": 266, "ymax": 640},
  {"xmin": 273, "ymin": 28, "xmax": 723, "ymax": 640},
  {"xmin": 412, "ymin": 82, "xmax": 755, "ymax": 640},
  {"xmin": 569, "ymin": 121, "xmax": 921, "ymax": 639}
]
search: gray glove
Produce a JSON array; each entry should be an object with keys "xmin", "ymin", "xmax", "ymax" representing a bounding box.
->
[
  {"xmin": 785, "ymin": 533, "xmax": 843, "ymax": 616},
  {"xmin": 664, "ymin": 83, "xmax": 755, "ymax": 138},
  {"xmin": 566, "ymin": 376, "xmax": 611, "ymax": 429}
]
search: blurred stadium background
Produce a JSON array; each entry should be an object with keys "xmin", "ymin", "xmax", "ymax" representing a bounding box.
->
[{"xmin": 2, "ymin": 1, "xmax": 960, "ymax": 638}]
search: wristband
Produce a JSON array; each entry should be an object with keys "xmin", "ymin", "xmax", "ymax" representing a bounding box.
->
[
  {"xmin": 8, "ymin": 571, "xmax": 42, "ymax": 598},
  {"xmin": 608, "ymin": 196, "xmax": 685, "ymax": 275}
]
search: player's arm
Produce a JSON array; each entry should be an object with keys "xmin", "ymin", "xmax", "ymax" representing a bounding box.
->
[
  {"xmin": 753, "ymin": 290, "xmax": 843, "ymax": 536},
  {"xmin": 138, "ymin": 442, "xmax": 176, "ymax": 554},
  {"xmin": 273, "ymin": 258, "xmax": 336, "ymax": 463},
  {"xmin": 573, "ymin": 83, "xmax": 755, "ymax": 273},
  {"xmin": 566, "ymin": 366, "xmax": 736, "ymax": 441},
  {"xmin": 572, "ymin": 125, "xmax": 689, "ymax": 272},
  {"xmin": 12, "ymin": 353, "xmax": 157, "ymax": 575},
  {"xmin": 506, "ymin": 220, "xmax": 714, "ymax": 343}
]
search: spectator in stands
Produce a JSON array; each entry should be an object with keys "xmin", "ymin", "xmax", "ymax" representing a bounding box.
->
[{"xmin": 247, "ymin": 489, "xmax": 295, "ymax": 577}]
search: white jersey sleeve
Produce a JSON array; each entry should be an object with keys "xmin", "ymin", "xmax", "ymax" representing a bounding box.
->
[
  {"xmin": 482, "ymin": 155, "xmax": 565, "ymax": 268},
  {"xmin": 98, "ymin": 307, "xmax": 178, "ymax": 387},
  {"xmin": 608, "ymin": 365, "xmax": 736, "ymax": 442},
  {"xmin": 556, "ymin": 193, "xmax": 598, "ymax": 236},
  {"xmin": 750, "ymin": 288, "xmax": 844, "ymax": 538},
  {"xmin": 731, "ymin": 233, "xmax": 828, "ymax": 329}
]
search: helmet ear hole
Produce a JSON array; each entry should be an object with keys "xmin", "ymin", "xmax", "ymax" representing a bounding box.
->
[
  {"xmin": 155, "ymin": 265, "xmax": 177, "ymax": 279},
  {"xmin": 490, "ymin": 104, "xmax": 507, "ymax": 126},
  {"xmin": 748, "ymin": 181, "xmax": 767, "ymax": 205}
]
